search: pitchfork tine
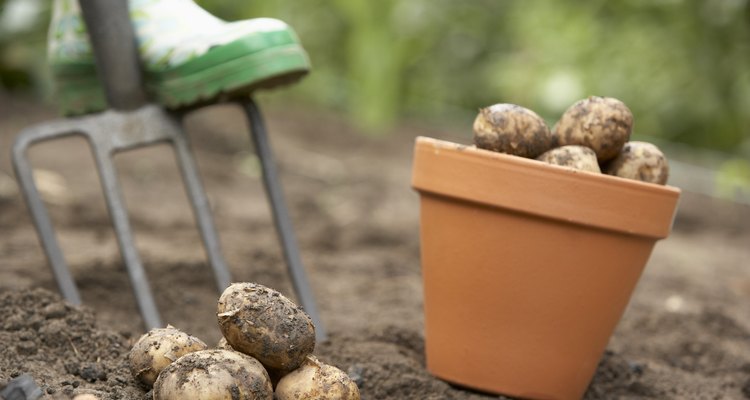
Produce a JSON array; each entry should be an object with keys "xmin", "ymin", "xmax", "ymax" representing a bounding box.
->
[
  {"xmin": 243, "ymin": 100, "xmax": 327, "ymax": 342},
  {"xmin": 89, "ymin": 130, "xmax": 162, "ymax": 330},
  {"xmin": 171, "ymin": 120, "xmax": 233, "ymax": 293},
  {"xmin": 12, "ymin": 123, "xmax": 84, "ymax": 306}
]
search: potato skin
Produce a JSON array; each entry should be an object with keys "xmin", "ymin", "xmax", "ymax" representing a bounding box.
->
[
  {"xmin": 553, "ymin": 96, "xmax": 633, "ymax": 162},
  {"xmin": 473, "ymin": 104, "xmax": 553, "ymax": 158},
  {"xmin": 217, "ymin": 283, "xmax": 315, "ymax": 373},
  {"xmin": 153, "ymin": 349, "xmax": 273, "ymax": 400},
  {"xmin": 536, "ymin": 145, "xmax": 601, "ymax": 173},
  {"xmin": 127, "ymin": 325, "xmax": 207, "ymax": 387},
  {"xmin": 216, "ymin": 337, "xmax": 234, "ymax": 351},
  {"xmin": 216, "ymin": 336, "xmax": 286, "ymax": 388},
  {"xmin": 604, "ymin": 141, "xmax": 669, "ymax": 185},
  {"xmin": 72, "ymin": 395, "xmax": 100, "ymax": 400},
  {"xmin": 275, "ymin": 356, "xmax": 360, "ymax": 400}
]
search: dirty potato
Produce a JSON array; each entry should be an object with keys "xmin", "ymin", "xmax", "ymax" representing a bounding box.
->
[
  {"xmin": 72, "ymin": 395, "xmax": 101, "ymax": 400},
  {"xmin": 216, "ymin": 337, "xmax": 234, "ymax": 351},
  {"xmin": 217, "ymin": 283, "xmax": 315, "ymax": 373},
  {"xmin": 473, "ymin": 104, "xmax": 554, "ymax": 158},
  {"xmin": 128, "ymin": 325, "xmax": 207, "ymax": 387},
  {"xmin": 553, "ymin": 96, "xmax": 633, "ymax": 162},
  {"xmin": 604, "ymin": 141, "xmax": 669, "ymax": 185},
  {"xmin": 153, "ymin": 349, "xmax": 272, "ymax": 400},
  {"xmin": 536, "ymin": 145, "xmax": 601, "ymax": 173},
  {"xmin": 275, "ymin": 356, "xmax": 360, "ymax": 400},
  {"xmin": 216, "ymin": 335, "xmax": 292, "ymax": 385}
]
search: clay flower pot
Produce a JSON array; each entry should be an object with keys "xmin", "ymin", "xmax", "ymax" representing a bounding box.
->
[{"xmin": 411, "ymin": 137, "xmax": 680, "ymax": 399}]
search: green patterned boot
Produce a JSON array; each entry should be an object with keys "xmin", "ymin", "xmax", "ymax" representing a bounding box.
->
[{"xmin": 49, "ymin": 0, "xmax": 311, "ymax": 116}]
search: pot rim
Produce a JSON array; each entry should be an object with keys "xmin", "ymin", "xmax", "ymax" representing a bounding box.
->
[{"xmin": 412, "ymin": 136, "xmax": 681, "ymax": 239}]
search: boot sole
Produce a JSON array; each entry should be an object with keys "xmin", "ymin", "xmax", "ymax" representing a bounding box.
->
[
  {"xmin": 52, "ymin": 40, "xmax": 310, "ymax": 116},
  {"xmin": 149, "ymin": 43, "xmax": 310, "ymax": 108}
]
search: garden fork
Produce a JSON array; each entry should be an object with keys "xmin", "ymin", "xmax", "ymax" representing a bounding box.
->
[{"xmin": 11, "ymin": 0, "xmax": 325, "ymax": 340}]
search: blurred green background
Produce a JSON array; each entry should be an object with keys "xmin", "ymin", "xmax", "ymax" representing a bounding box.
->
[{"xmin": 1, "ymin": 0, "xmax": 749, "ymax": 199}]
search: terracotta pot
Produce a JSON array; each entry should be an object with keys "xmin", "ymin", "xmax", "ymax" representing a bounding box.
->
[{"xmin": 411, "ymin": 137, "xmax": 680, "ymax": 400}]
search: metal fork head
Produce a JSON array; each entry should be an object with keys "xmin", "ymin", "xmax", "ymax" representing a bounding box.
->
[{"xmin": 12, "ymin": 106, "xmax": 231, "ymax": 329}]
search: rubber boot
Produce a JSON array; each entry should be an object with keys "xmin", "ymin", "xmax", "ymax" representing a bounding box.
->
[{"xmin": 48, "ymin": 0, "xmax": 310, "ymax": 115}]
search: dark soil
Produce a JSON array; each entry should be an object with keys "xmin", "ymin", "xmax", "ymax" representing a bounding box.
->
[{"xmin": 1, "ymin": 94, "xmax": 749, "ymax": 399}]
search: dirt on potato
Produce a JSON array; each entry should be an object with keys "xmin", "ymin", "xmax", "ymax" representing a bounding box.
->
[
  {"xmin": 1, "ymin": 95, "xmax": 749, "ymax": 399},
  {"xmin": 128, "ymin": 326, "xmax": 208, "ymax": 387},
  {"xmin": 152, "ymin": 349, "xmax": 272, "ymax": 400},
  {"xmin": 553, "ymin": 96, "xmax": 633, "ymax": 162},
  {"xmin": 217, "ymin": 282, "xmax": 316, "ymax": 373},
  {"xmin": 473, "ymin": 104, "xmax": 553, "ymax": 158}
]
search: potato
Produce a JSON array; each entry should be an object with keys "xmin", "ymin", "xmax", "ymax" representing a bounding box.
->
[
  {"xmin": 604, "ymin": 141, "xmax": 669, "ymax": 185},
  {"xmin": 128, "ymin": 325, "xmax": 207, "ymax": 387},
  {"xmin": 275, "ymin": 356, "xmax": 360, "ymax": 400},
  {"xmin": 473, "ymin": 104, "xmax": 554, "ymax": 158},
  {"xmin": 153, "ymin": 349, "xmax": 272, "ymax": 400},
  {"xmin": 536, "ymin": 145, "xmax": 601, "ymax": 173},
  {"xmin": 217, "ymin": 282, "xmax": 315, "ymax": 373},
  {"xmin": 217, "ymin": 329, "xmax": 286, "ymax": 388},
  {"xmin": 72, "ymin": 395, "xmax": 100, "ymax": 400},
  {"xmin": 216, "ymin": 337, "xmax": 234, "ymax": 351},
  {"xmin": 553, "ymin": 96, "xmax": 633, "ymax": 162}
]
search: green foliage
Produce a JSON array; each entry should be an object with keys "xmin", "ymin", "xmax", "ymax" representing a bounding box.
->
[
  {"xmin": 0, "ymin": 0, "xmax": 50, "ymax": 96},
  {"xmin": 1, "ymin": 0, "xmax": 748, "ymax": 153},
  {"xmin": 716, "ymin": 158, "xmax": 750, "ymax": 201},
  {"xmin": 197, "ymin": 0, "xmax": 750, "ymax": 151}
]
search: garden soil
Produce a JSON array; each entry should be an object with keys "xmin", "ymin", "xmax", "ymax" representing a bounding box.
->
[{"xmin": 1, "ymin": 95, "xmax": 749, "ymax": 399}]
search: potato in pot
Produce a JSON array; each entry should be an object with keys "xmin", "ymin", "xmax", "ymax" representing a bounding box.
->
[
  {"xmin": 553, "ymin": 96, "xmax": 633, "ymax": 162},
  {"xmin": 604, "ymin": 141, "xmax": 669, "ymax": 185},
  {"xmin": 536, "ymin": 145, "xmax": 601, "ymax": 173},
  {"xmin": 473, "ymin": 104, "xmax": 554, "ymax": 159}
]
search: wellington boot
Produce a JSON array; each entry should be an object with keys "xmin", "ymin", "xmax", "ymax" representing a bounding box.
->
[{"xmin": 48, "ymin": 0, "xmax": 310, "ymax": 115}]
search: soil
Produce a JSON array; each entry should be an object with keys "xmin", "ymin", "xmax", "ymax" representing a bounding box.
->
[{"xmin": 1, "ymin": 94, "xmax": 749, "ymax": 399}]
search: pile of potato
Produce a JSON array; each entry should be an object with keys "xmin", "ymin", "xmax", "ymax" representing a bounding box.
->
[
  {"xmin": 472, "ymin": 96, "xmax": 669, "ymax": 185},
  {"xmin": 127, "ymin": 282, "xmax": 360, "ymax": 400}
]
